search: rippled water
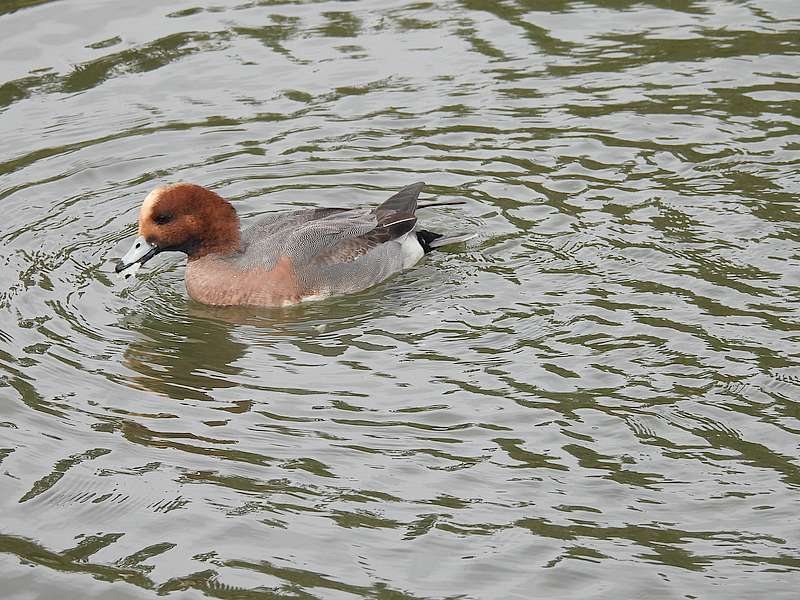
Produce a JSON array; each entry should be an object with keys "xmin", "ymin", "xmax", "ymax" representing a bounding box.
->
[{"xmin": 1, "ymin": 0, "xmax": 799, "ymax": 598}]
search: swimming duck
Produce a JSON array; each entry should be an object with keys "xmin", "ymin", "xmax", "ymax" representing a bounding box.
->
[{"xmin": 115, "ymin": 182, "xmax": 472, "ymax": 306}]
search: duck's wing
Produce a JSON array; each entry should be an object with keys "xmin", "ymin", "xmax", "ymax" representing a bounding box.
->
[
  {"xmin": 311, "ymin": 214, "xmax": 416, "ymax": 265},
  {"xmin": 287, "ymin": 182, "xmax": 422, "ymax": 264},
  {"xmin": 315, "ymin": 181, "xmax": 422, "ymax": 263},
  {"xmin": 285, "ymin": 183, "xmax": 425, "ymax": 293}
]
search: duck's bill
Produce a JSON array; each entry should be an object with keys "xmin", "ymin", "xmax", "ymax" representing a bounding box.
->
[{"xmin": 115, "ymin": 235, "xmax": 159, "ymax": 279}]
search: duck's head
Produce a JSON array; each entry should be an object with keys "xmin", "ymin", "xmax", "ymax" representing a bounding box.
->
[{"xmin": 115, "ymin": 183, "xmax": 240, "ymax": 276}]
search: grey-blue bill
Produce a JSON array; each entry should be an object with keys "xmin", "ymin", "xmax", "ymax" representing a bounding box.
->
[{"xmin": 115, "ymin": 235, "xmax": 159, "ymax": 278}]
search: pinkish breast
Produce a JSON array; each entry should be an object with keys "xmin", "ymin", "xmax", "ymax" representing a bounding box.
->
[{"xmin": 185, "ymin": 255, "xmax": 307, "ymax": 307}]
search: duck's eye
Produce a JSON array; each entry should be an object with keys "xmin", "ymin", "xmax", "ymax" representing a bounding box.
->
[{"xmin": 154, "ymin": 213, "xmax": 173, "ymax": 225}]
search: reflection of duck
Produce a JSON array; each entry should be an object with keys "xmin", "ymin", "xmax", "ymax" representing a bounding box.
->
[
  {"xmin": 120, "ymin": 302, "xmax": 247, "ymax": 402},
  {"xmin": 117, "ymin": 182, "xmax": 472, "ymax": 307}
]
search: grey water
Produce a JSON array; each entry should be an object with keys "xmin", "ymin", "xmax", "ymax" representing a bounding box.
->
[{"xmin": 1, "ymin": 1, "xmax": 799, "ymax": 598}]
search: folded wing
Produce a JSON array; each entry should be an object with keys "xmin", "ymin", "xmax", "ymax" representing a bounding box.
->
[{"xmin": 289, "ymin": 182, "xmax": 423, "ymax": 266}]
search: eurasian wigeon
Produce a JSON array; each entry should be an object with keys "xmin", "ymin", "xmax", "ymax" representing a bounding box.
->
[{"xmin": 116, "ymin": 182, "xmax": 472, "ymax": 307}]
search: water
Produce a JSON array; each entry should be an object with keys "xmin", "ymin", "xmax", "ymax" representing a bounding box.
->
[{"xmin": 1, "ymin": 0, "xmax": 799, "ymax": 598}]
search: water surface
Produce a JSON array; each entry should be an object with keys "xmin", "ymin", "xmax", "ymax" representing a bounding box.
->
[{"xmin": 1, "ymin": 0, "xmax": 799, "ymax": 598}]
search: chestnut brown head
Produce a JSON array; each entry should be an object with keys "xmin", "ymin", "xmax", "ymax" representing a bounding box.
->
[{"xmin": 116, "ymin": 183, "xmax": 240, "ymax": 274}]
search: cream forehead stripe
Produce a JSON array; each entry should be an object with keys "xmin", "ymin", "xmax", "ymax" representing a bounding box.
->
[
  {"xmin": 139, "ymin": 186, "xmax": 170, "ymax": 222},
  {"xmin": 139, "ymin": 185, "xmax": 171, "ymax": 233}
]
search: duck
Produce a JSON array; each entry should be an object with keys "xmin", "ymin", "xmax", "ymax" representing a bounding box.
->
[{"xmin": 115, "ymin": 182, "xmax": 472, "ymax": 307}]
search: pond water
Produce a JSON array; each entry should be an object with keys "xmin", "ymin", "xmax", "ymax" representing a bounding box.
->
[{"xmin": 1, "ymin": 1, "xmax": 799, "ymax": 598}]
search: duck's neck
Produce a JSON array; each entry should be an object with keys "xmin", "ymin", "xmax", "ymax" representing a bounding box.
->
[{"xmin": 189, "ymin": 190, "xmax": 242, "ymax": 259}]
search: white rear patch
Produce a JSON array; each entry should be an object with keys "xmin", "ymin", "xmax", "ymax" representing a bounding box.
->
[{"xmin": 400, "ymin": 232, "xmax": 424, "ymax": 268}]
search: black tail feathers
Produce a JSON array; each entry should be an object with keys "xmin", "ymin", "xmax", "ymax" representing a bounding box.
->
[{"xmin": 416, "ymin": 230, "xmax": 443, "ymax": 254}]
